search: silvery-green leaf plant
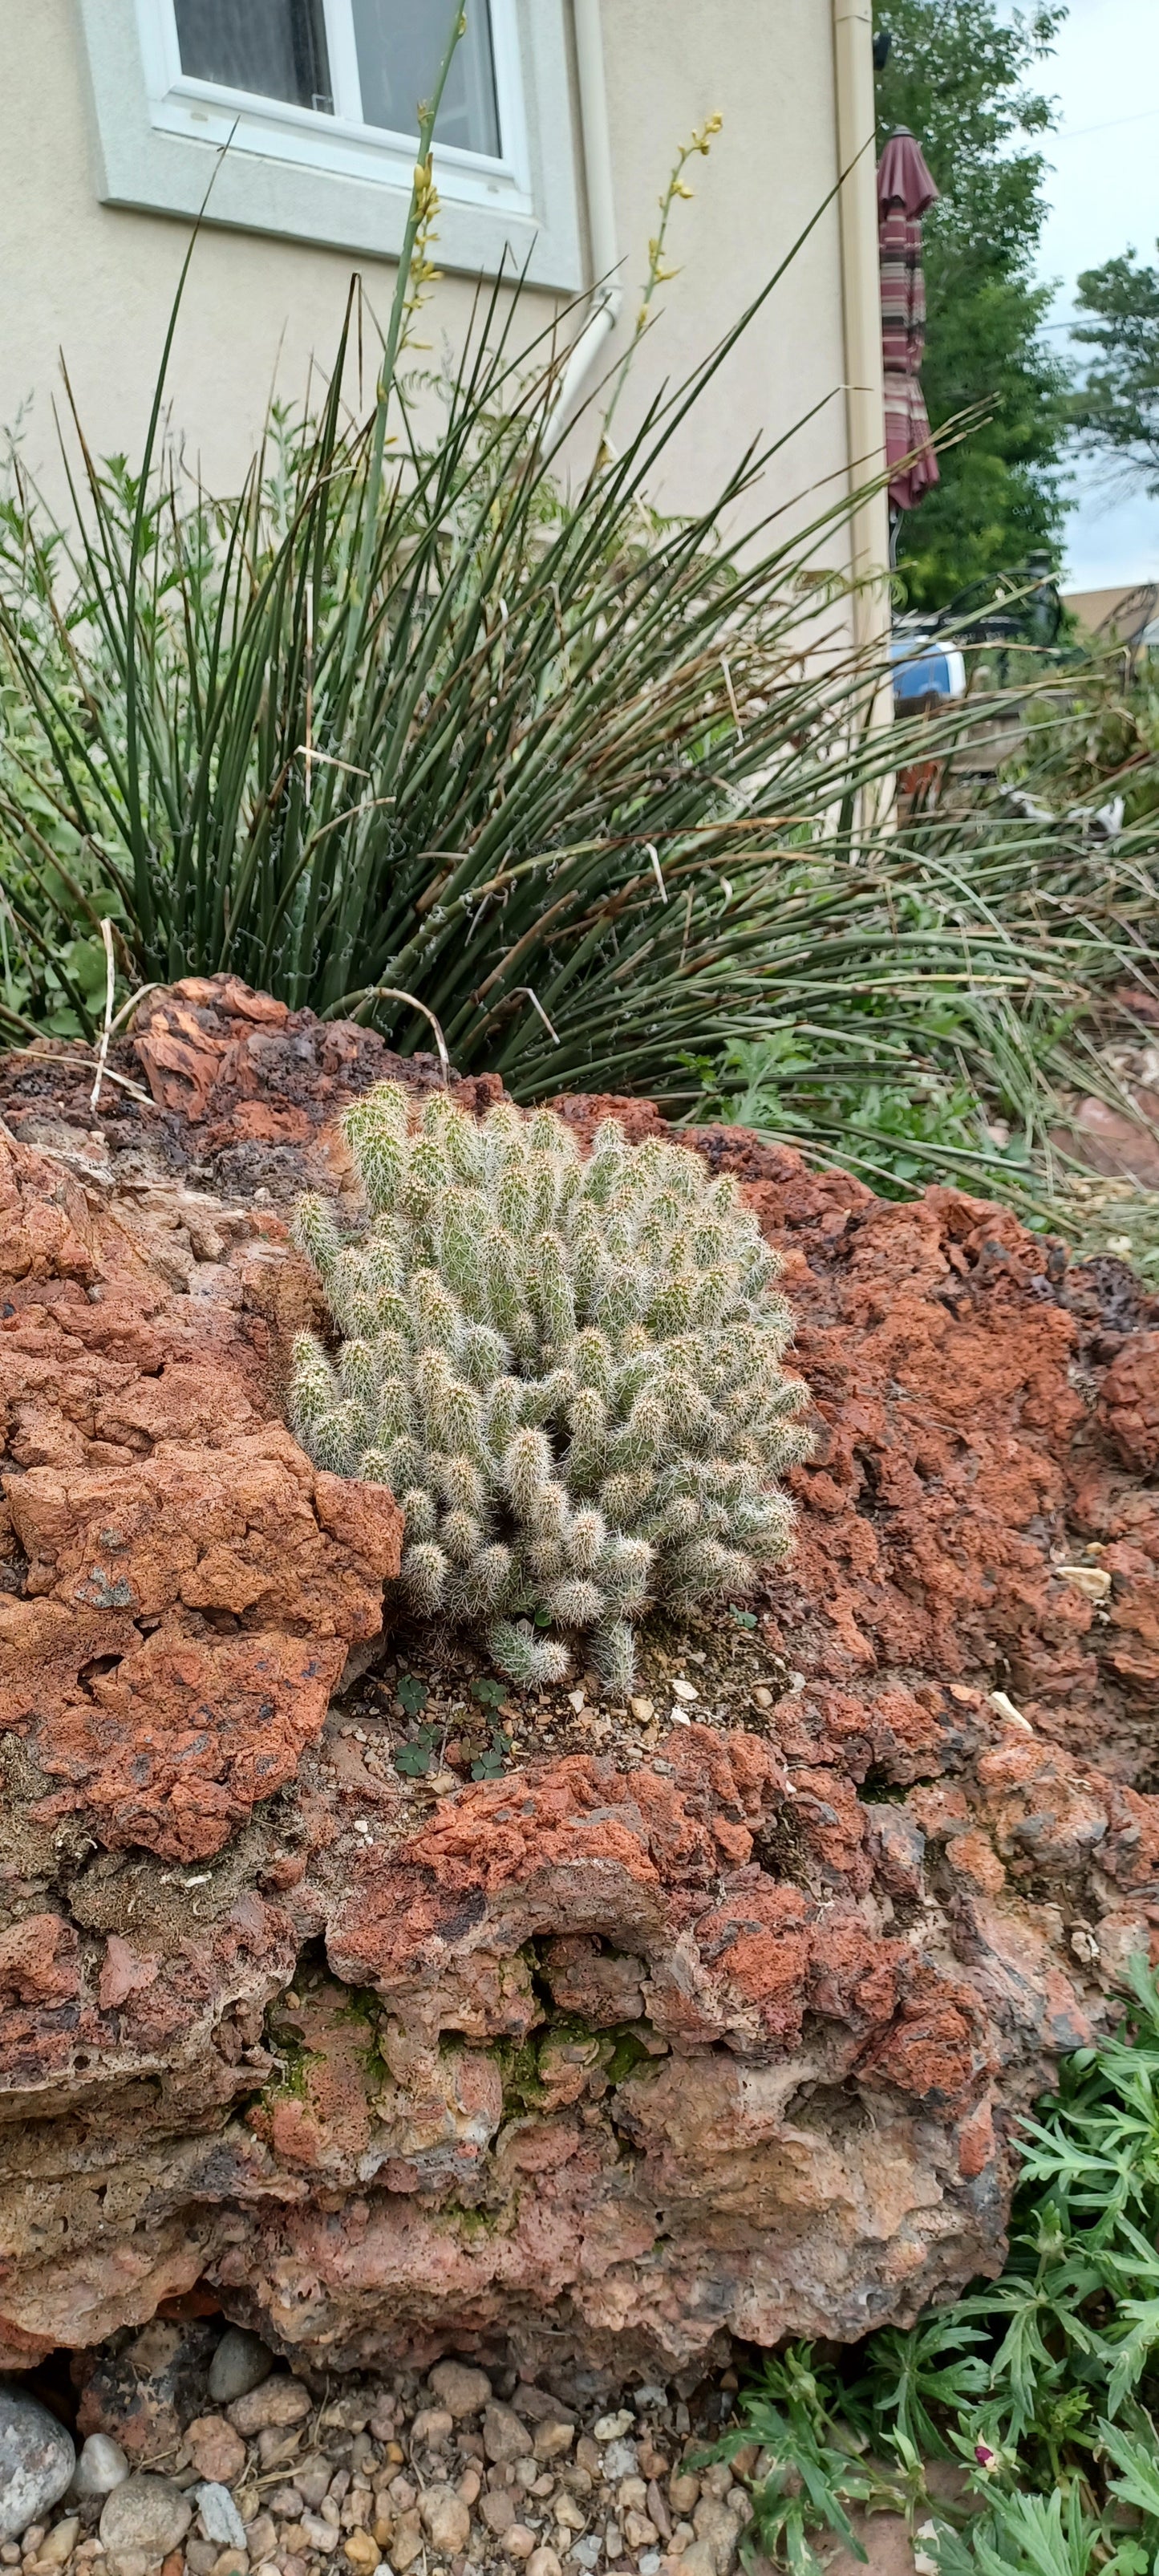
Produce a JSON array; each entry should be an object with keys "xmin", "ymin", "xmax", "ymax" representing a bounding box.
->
[{"xmin": 290, "ymin": 1083, "xmax": 808, "ymax": 1689}]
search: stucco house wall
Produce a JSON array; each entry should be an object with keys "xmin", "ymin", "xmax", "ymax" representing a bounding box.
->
[{"xmin": 0, "ymin": 0, "xmax": 883, "ymax": 588}]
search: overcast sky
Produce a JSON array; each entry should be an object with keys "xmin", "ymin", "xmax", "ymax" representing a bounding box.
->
[{"xmin": 1033, "ymin": 0, "xmax": 1159, "ymax": 590}]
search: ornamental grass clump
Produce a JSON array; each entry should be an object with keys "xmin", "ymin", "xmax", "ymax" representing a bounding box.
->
[{"xmin": 290, "ymin": 1083, "xmax": 808, "ymax": 1688}]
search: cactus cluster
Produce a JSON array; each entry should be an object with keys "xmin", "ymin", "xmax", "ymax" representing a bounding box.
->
[{"xmin": 289, "ymin": 1084, "xmax": 808, "ymax": 1689}]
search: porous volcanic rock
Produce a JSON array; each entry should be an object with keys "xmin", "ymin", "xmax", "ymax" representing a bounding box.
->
[
  {"xmin": 0, "ymin": 972, "xmax": 503, "ymax": 1203},
  {"xmin": 0, "ymin": 980, "xmax": 1158, "ymax": 2383},
  {"xmin": 684, "ymin": 1126, "xmax": 1159, "ymax": 1783},
  {"xmin": 0, "ymin": 1129, "xmax": 402, "ymax": 1870}
]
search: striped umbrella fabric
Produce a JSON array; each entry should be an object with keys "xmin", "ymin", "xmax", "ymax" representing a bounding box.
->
[{"xmin": 877, "ymin": 128, "xmax": 940, "ymax": 511}]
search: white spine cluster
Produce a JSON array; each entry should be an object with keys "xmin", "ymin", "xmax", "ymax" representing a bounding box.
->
[{"xmin": 290, "ymin": 1085, "xmax": 808, "ymax": 1688}]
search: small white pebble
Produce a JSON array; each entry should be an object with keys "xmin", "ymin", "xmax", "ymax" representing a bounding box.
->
[
  {"xmin": 567, "ymin": 1690, "xmax": 586, "ymax": 1713},
  {"xmin": 1055, "ymin": 1564, "xmax": 1112, "ymax": 1604},
  {"xmin": 670, "ymin": 1677, "xmax": 698, "ymax": 1702},
  {"xmin": 36, "ymin": 2520, "xmax": 80, "ymax": 2570},
  {"xmin": 667, "ymin": 1709, "xmax": 691, "ymax": 1728},
  {"xmin": 989, "ymin": 1690, "xmax": 1032, "ymax": 1733},
  {"xmin": 593, "ymin": 2413, "xmax": 634, "ymax": 2443}
]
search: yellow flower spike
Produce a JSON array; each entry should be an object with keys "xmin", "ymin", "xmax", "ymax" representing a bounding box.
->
[{"xmin": 602, "ymin": 111, "xmax": 723, "ymax": 441}]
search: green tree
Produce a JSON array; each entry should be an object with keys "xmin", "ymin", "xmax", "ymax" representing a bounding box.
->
[
  {"xmin": 1072, "ymin": 245, "xmax": 1159, "ymax": 492},
  {"xmin": 873, "ymin": 1, "xmax": 1072, "ymax": 610}
]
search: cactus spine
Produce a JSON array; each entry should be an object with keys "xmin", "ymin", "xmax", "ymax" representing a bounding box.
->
[{"xmin": 290, "ymin": 1085, "xmax": 807, "ymax": 1687}]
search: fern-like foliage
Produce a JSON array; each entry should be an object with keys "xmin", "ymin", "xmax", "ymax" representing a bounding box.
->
[
  {"xmin": 289, "ymin": 1083, "xmax": 808, "ymax": 1687},
  {"xmin": 708, "ymin": 1959, "xmax": 1159, "ymax": 2576}
]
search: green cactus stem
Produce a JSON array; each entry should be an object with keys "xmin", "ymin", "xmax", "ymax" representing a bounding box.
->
[{"xmin": 290, "ymin": 1084, "xmax": 808, "ymax": 1688}]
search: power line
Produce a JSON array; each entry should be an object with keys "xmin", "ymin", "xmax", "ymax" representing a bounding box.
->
[{"xmin": 1053, "ymin": 105, "xmax": 1159, "ymax": 144}]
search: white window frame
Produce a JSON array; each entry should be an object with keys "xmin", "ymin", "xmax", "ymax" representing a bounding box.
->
[{"xmin": 75, "ymin": 0, "xmax": 585, "ymax": 292}]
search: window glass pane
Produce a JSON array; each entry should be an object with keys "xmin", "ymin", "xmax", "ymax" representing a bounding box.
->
[
  {"xmin": 173, "ymin": 0, "xmax": 334, "ymax": 112},
  {"xmin": 351, "ymin": 0, "xmax": 500, "ymax": 156}
]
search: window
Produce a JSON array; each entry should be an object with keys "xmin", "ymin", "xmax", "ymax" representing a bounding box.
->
[
  {"xmin": 144, "ymin": 0, "xmax": 518, "ymax": 195},
  {"xmin": 168, "ymin": 0, "xmax": 504, "ymax": 161},
  {"xmin": 78, "ymin": 0, "xmax": 583, "ymax": 290},
  {"xmin": 172, "ymin": 2, "xmax": 335, "ymax": 117},
  {"xmin": 350, "ymin": 2, "xmax": 500, "ymax": 159}
]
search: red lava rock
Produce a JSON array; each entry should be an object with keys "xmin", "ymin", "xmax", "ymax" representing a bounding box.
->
[
  {"xmin": 184, "ymin": 2412, "xmax": 247, "ymax": 2483},
  {"xmin": 3, "ymin": 991, "xmax": 1159, "ymax": 2380},
  {"xmin": 0, "ymin": 974, "xmax": 505, "ymax": 1211},
  {"xmin": 0, "ymin": 1912, "xmax": 80, "ymax": 2003},
  {"xmin": 1098, "ymin": 1333, "xmax": 1159, "ymax": 1475},
  {"xmin": 0, "ymin": 1130, "xmax": 402, "ymax": 1867},
  {"xmin": 645, "ymin": 1130, "xmax": 1159, "ymax": 1777},
  {"xmin": 74, "ymin": 2315, "xmax": 221, "ymax": 2453},
  {"xmin": 128, "ymin": 977, "xmax": 504, "ymax": 1167}
]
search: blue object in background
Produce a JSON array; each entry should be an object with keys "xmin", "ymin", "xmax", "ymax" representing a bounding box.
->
[{"xmin": 890, "ymin": 634, "xmax": 967, "ymax": 708}]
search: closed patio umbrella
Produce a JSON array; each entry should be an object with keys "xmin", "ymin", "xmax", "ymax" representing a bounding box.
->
[{"xmin": 877, "ymin": 127, "xmax": 940, "ymax": 514}]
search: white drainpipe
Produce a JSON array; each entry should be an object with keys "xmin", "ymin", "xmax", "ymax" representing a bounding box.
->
[
  {"xmin": 831, "ymin": 0, "xmax": 893, "ymax": 675},
  {"xmin": 540, "ymin": 0, "xmax": 623, "ymax": 462},
  {"xmin": 831, "ymin": 0, "xmax": 895, "ymax": 826}
]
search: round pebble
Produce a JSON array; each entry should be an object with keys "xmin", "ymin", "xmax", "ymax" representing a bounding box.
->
[
  {"xmin": 533, "ymin": 2419, "xmax": 574, "ymax": 2464},
  {"xmin": 71, "ymin": 2434, "xmax": 130, "ymax": 2501},
  {"xmin": 185, "ymin": 2419, "xmax": 246, "ymax": 2488},
  {"xmin": 419, "ymin": 2487, "xmax": 471, "ymax": 2555},
  {"xmin": 411, "ymin": 2407, "xmax": 453, "ymax": 2452},
  {"xmin": 208, "ymin": 2328, "xmax": 276, "ymax": 2408},
  {"xmin": 226, "ymin": 2375, "xmax": 310, "ymax": 2437},
  {"xmin": 0, "ymin": 2383, "xmax": 75, "ymax": 2542},
  {"xmin": 427, "ymin": 2361, "xmax": 492, "ymax": 2422},
  {"xmin": 482, "ymin": 2404, "xmax": 528, "ymax": 2465},
  {"xmin": 99, "ymin": 2475, "xmax": 194, "ymax": 2558},
  {"xmin": 36, "ymin": 2513, "xmax": 80, "ymax": 2568},
  {"xmin": 100, "ymin": 2549, "xmax": 154, "ymax": 2576},
  {"xmin": 342, "ymin": 2537, "xmax": 379, "ymax": 2573}
]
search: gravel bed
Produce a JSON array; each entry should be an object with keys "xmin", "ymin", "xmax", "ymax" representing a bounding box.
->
[{"xmin": 2, "ymin": 2335, "xmax": 757, "ymax": 2576}]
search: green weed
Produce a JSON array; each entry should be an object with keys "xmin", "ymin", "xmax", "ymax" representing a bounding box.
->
[{"xmin": 710, "ymin": 1958, "xmax": 1159, "ymax": 2576}]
